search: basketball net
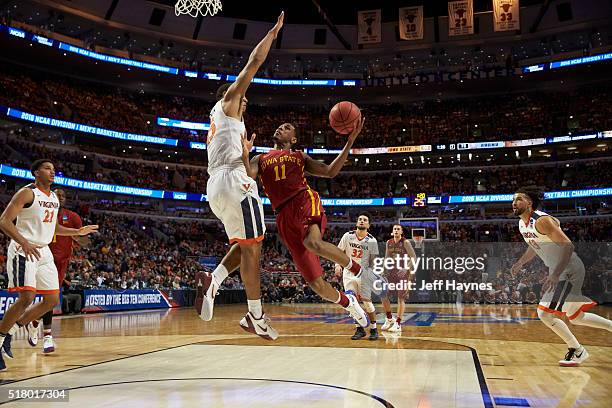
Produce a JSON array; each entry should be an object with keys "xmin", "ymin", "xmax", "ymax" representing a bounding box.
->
[
  {"xmin": 413, "ymin": 236, "xmax": 424, "ymax": 249},
  {"xmin": 175, "ymin": 0, "xmax": 222, "ymax": 17}
]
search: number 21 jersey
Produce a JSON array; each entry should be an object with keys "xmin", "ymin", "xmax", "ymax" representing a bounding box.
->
[{"xmin": 16, "ymin": 184, "xmax": 60, "ymax": 246}]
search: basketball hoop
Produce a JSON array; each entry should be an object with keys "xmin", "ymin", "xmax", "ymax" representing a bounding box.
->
[
  {"xmin": 175, "ymin": 0, "xmax": 222, "ymax": 17},
  {"xmin": 413, "ymin": 236, "xmax": 424, "ymax": 249}
]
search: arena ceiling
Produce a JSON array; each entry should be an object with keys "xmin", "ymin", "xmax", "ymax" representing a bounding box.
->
[{"xmin": 151, "ymin": 0, "xmax": 547, "ymax": 25}]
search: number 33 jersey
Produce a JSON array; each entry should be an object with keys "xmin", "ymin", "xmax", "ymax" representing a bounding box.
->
[{"xmin": 16, "ymin": 184, "xmax": 60, "ymax": 246}]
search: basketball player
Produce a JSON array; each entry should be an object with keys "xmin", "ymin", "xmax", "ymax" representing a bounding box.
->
[
  {"xmin": 195, "ymin": 12, "xmax": 284, "ymax": 340},
  {"xmin": 511, "ymin": 187, "xmax": 612, "ymax": 366},
  {"xmin": 380, "ymin": 224, "xmax": 416, "ymax": 333},
  {"xmin": 25, "ymin": 188, "xmax": 87, "ymax": 354},
  {"xmin": 334, "ymin": 212, "xmax": 380, "ymax": 340},
  {"xmin": 239, "ymin": 120, "xmax": 369, "ymax": 328},
  {"xmin": 0, "ymin": 160, "xmax": 98, "ymax": 370}
]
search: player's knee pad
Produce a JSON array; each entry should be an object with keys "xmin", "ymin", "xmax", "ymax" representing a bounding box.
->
[{"xmin": 362, "ymin": 301, "xmax": 375, "ymax": 313}]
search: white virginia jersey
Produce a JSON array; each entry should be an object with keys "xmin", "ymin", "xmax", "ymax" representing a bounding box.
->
[
  {"xmin": 15, "ymin": 184, "xmax": 60, "ymax": 246},
  {"xmin": 519, "ymin": 210, "xmax": 575, "ymax": 269},
  {"xmin": 207, "ymin": 99, "xmax": 246, "ymax": 175},
  {"xmin": 338, "ymin": 230, "xmax": 379, "ymax": 268}
]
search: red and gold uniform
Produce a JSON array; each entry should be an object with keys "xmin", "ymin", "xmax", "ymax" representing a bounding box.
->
[
  {"xmin": 385, "ymin": 237, "xmax": 411, "ymax": 299},
  {"xmin": 49, "ymin": 208, "xmax": 82, "ymax": 284},
  {"xmin": 258, "ymin": 150, "xmax": 326, "ymax": 282}
]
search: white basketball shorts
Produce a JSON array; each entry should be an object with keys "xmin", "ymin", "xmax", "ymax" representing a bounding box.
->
[
  {"xmin": 7, "ymin": 240, "xmax": 59, "ymax": 293},
  {"xmin": 207, "ymin": 168, "xmax": 266, "ymax": 244},
  {"xmin": 538, "ymin": 255, "xmax": 597, "ymax": 320}
]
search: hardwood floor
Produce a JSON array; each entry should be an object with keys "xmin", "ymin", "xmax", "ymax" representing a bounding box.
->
[{"xmin": 0, "ymin": 304, "xmax": 609, "ymax": 407}]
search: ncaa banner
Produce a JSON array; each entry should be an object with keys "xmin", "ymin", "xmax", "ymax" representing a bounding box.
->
[
  {"xmin": 357, "ymin": 9, "xmax": 382, "ymax": 44},
  {"xmin": 493, "ymin": 0, "xmax": 520, "ymax": 31},
  {"xmin": 448, "ymin": 0, "xmax": 474, "ymax": 37},
  {"xmin": 399, "ymin": 6, "xmax": 423, "ymax": 40}
]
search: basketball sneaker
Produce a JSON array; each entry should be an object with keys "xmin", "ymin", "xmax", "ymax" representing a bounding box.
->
[
  {"xmin": 381, "ymin": 317, "xmax": 395, "ymax": 331},
  {"xmin": 1, "ymin": 333, "xmax": 13, "ymax": 359},
  {"xmin": 239, "ymin": 312, "xmax": 279, "ymax": 340},
  {"xmin": 26, "ymin": 321, "xmax": 39, "ymax": 347},
  {"xmin": 43, "ymin": 335, "xmax": 55, "ymax": 354},
  {"xmin": 388, "ymin": 321, "xmax": 402, "ymax": 333},
  {"xmin": 344, "ymin": 293, "xmax": 369, "ymax": 328},
  {"xmin": 351, "ymin": 326, "xmax": 366, "ymax": 340},
  {"xmin": 559, "ymin": 346, "xmax": 589, "ymax": 366},
  {"xmin": 195, "ymin": 271, "xmax": 218, "ymax": 321},
  {"xmin": 369, "ymin": 328, "xmax": 379, "ymax": 341}
]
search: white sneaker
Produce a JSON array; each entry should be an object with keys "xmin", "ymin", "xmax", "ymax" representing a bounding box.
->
[
  {"xmin": 195, "ymin": 272, "xmax": 219, "ymax": 322},
  {"xmin": 26, "ymin": 321, "xmax": 39, "ymax": 347},
  {"xmin": 43, "ymin": 335, "xmax": 55, "ymax": 354},
  {"xmin": 381, "ymin": 317, "xmax": 395, "ymax": 331},
  {"xmin": 239, "ymin": 312, "xmax": 279, "ymax": 340},
  {"xmin": 388, "ymin": 321, "xmax": 402, "ymax": 333},
  {"xmin": 559, "ymin": 346, "xmax": 589, "ymax": 367},
  {"xmin": 344, "ymin": 294, "xmax": 369, "ymax": 328}
]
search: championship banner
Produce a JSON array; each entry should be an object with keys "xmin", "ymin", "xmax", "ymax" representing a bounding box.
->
[
  {"xmin": 357, "ymin": 9, "xmax": 382, "ymax": 44},
  {"xmin": 448, "ymin": 0, "xmax": 474, "ymax": 36},
  {"xmin": 399, "ymin": 6, "xmax": 423, "ymax": 40},
  {"xmin": 493, "ymin": 0, "xmax": 520, "ymax": 31},
  {"xmin": 82, "ymin": 289, "xmax": 177, "ymax": 312}
]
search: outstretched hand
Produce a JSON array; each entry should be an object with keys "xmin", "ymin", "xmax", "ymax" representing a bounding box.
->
[
  {"xmin": 347, "ymin": 117, "xmax": 365, "ymax": 144},
  {"xmin": 241, "ymin": 130, "xmax": 256, "ymax": 158},
  {"xmin": 270, "ymin": 11, "xmax": 285, "ymax": 38},
  {"xmin": 77, "ymin": 225, "xmax": 99, "ymax": 236}
]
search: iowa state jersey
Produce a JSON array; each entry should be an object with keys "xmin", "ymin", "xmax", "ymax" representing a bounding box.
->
[
  {"xmin": 519, "ymin": 210, "xmax": 577, "ymax": 269},
  {"xmin": 16, "ymin": 184, "xmax": 60, "ymax": 246},
  {"xmin": 338, "ymin": 230, "xmax": 379, "ymax": 268},
  {"xmin": 258, "ymin": 150, "xmax": 310, "ymax": 210},
  {"xmin": 207, "ymin": 99, "xmax": 246, "ymax": 175},
  {"xmin": 50, "ymin": 208, "xmax": 82, "ymax": 260}
]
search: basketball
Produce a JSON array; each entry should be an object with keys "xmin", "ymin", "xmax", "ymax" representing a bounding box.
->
[{"xmin": 329, "ymin": 101, "xmax": 361, "ymax": 134}]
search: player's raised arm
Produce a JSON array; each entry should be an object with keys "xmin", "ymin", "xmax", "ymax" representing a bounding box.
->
[
  {"xmin": 223, "ymin": 11, "xmax": 284, "ymax": 116},
  {"xmin": 56, "ymin": 223, "xmax": 99, "ymax": 237},
  {"xmin": 0, "ymin": 188, "xmax": 42, "ymax": 261},
  {"xmin": 304, "ymin": 117, "xmax": 364, "ymax": 178}
]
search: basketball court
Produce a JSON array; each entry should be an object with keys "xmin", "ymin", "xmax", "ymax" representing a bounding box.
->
[{"xmin": 0, "ymin": 304, "xmax": 610, "ymax": 407}]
